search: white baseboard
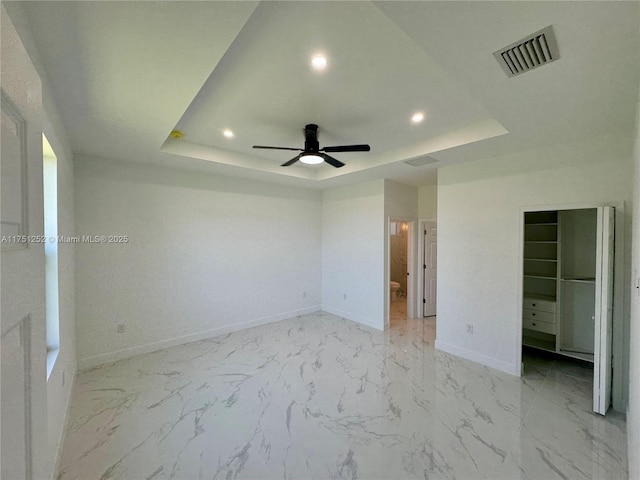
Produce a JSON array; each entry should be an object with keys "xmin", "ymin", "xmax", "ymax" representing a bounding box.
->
[
  {"xmin": 78, "ymin": 305, "xmax": 322, "ymax": 370},
  {"xmin": 629, "ymin": 404, "xmax": 639, "ymax": 480},
  {"xmin": 435, "ymin": 339, "xmax": 520, "ymax": 376},
  {"xmin": 321, "ymin": 305, "xmax": 383, "ymax": 331}
]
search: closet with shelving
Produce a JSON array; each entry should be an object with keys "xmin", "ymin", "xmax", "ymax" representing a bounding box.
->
[{"xmin": 521, "ymin": 206, "xmax": 614, "ymax": 414}]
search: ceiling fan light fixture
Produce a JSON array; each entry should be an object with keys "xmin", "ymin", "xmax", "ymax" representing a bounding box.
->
[{"xmin": 299, "ymin": 154, "xmax": 324, "ymax": 165}]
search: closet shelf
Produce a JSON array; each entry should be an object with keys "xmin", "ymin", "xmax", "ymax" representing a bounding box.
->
[
  {"xmin": 561, "ymin": 277, "xmax": 595, "ymax": 283},
  {"xmin": 523, "ymin": 293, "xmax": 556, "ymax": 302},
  {"xmin": 524, "ymin": 274, "xmax": 558, "ymax": 280},
  {"xmin": 524, "ymin": 241, "xmax": 557, "ymax": 244},
  {"xmin": 526, "ymin": 222, "xmax": 558, "ymax": 226},
  {"xmin": 523, "ymin": 258, "xmax": 558, "ymax": 262}
]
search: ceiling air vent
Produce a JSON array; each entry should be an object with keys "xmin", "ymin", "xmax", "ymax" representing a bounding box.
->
[
  {"xmin": 404, "ymin": 156, "xmax": 438, "ymax": 167},
  {"xmin": 493, "ymin": 25, "xmax": 559, "ymax": 78}
]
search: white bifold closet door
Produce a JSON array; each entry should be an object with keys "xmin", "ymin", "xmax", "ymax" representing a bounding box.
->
[{"xmin": 593, "ymin": 206, "xmax": 614, "ymax": 415}]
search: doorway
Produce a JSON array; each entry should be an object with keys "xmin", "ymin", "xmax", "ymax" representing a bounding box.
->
[
  {"xmin": 519, "ymin": 206, "xmax": 615, "ymax": 415},
  {"xmin": 389, "ymin": 220, "xmax": 409, "ymax": 324}
]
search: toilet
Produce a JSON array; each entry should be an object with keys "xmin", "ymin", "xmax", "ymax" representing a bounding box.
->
[{"xmin": 390, "ymin": 281, "xmax": 401, "ymax": 302}]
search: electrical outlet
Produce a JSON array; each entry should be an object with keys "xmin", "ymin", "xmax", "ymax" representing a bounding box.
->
[
  {"xmin": 303, "ymin": 291, "xmax": 307, "ymax": 298},
  {"xmin": 62, "ymin": 371, "xmax": 65, "ymax": 387},
  {"xmin": 117, "ymin": 324, "xmax": 126, "ymax": 334},
  {"xmin": 466, "ymin": 324, "xmax": 474, "ymax": 334},
  {"xmin": 343, "ymin": 293, "xmax": 347, "ymax": 300}
]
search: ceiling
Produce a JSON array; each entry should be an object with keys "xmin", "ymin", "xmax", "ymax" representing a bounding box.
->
[{"xmin": 18, "ymin": 1, "xmax": 640, "ymax": 189}]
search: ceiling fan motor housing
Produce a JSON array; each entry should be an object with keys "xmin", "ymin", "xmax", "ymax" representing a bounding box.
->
[{"xmin": 304, "ymin": 124, "xmax": 320, "ymax": 152}]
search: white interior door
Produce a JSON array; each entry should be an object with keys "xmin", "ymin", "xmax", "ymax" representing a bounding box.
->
[
  {"xmin": 1, "ymin": 6, "xmax": 45, "ymax": 479},
  {"xmin": 593, "ymin": 206, "xmax": 614, "ymax": 415},
  {"xmin": 423, "ymin": 222, "xmax": 437, "ymax": 317}
]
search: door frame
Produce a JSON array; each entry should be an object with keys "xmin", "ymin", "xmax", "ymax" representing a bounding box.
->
[
  {"xmin": 517, "ymin": 201, "xmax": 626, "ymax": 413},
  {"xmin": 418, "ymin": 217, "xmax": 437, "ymax": 318},
  {"xmin": 386, "ymin": 217, "xmax": 416, "ymax": 329}
]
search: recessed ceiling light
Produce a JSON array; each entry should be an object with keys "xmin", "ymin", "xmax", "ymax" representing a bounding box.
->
[
  {"xmin": 299, "ymin": 154, "xmax": 324, "ymax": 165},
  {"xmin": 411, "ymin": 112, "xmax": 425, "ymax": 124},
  {"xmin": 223, "ymin": 129, "xmax": 234, "ymax": 138},
  {"xmin": 311, "ymin": 55, "xmax": 328, "ymax": 71}
]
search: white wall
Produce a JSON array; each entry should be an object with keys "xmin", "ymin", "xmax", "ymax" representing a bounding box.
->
[
  {"xmin": 322, "ymin": 180, "xmax": 385, "ymax": 330},
  {"xmin": 628, "ymin": 93, "xmax": 640, "ymax": 479},
  {"xmin": 436, "ymin": 132, "xmax": 634, "ymax": 410},
  {"xmin": 3, "ymin": 4, "xmax": 77, "ymax": 478},
  {"xmin": 74, "ymin": 156, "xmax": 322, "ymax": 368},
  {"xmin": 385, "ymin": 180, "xmax": 419, "ymax": 220},
  {"xmin": 418, "ymin": 183, "xmax": 437, "ymax": 220}
]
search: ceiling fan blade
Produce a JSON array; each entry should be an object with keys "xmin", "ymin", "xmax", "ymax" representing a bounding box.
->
[
  {"xmin": 320, "ymin": 153, "xmax": 345, "ymax": 168},
  {"xmin": 281, "ymin": 154, "xmax": 302, "ymax": 167},
  {"xmin": 321, "ymin": 144, "xmax": 370, "ymax": 153},
  {"xmin": 253, "ymin": 145, "xmax": 302, "ymax": 151}
]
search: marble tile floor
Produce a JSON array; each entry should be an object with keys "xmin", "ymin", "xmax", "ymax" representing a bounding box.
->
[{"xmin": 58, "ymin": 312, "xmax": 627, "ymax": 480}]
